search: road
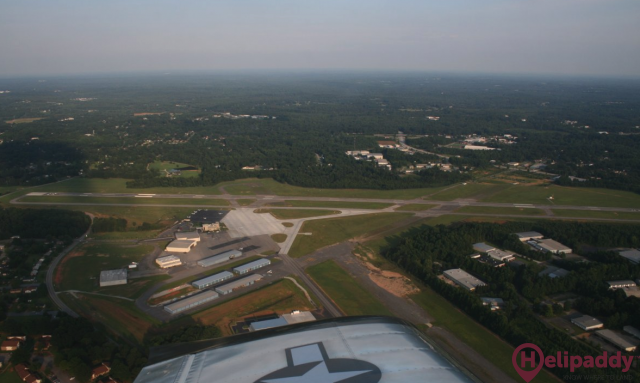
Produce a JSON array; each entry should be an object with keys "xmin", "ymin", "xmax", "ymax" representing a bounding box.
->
[{"xmin": 45, "ymin": 213, "xmax": 94, "ymax": 318}]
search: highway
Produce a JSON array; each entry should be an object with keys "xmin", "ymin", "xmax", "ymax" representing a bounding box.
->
[{"xmin": 45, "ymin": 213, "xmax": 94, "ymax": 318}]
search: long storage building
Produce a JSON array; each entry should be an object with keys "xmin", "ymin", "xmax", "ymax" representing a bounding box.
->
[
  {"xmin": 197, "ymin": 250, "xmax": 242, "ymax": 268},
  {"xmin": 215, "ymin": 274, "xmax": 262, "ymax": 295},
  {"xmin": 233, "ymin": 259, "xmax": 270, "ymax": 274},
  {"xmin": 100, "ymin": 269, "xmax": 127, "ymax": 287},
  {"xmin": 443, "ymin": 269, "xmax": 487, "ymax": 291},
  {"xmin": 175, "ymin": 231, "xmax": 201, "ymax": 242},
  {"xmin": 192, "ymin": 271, "xmax": 234, "ymax": 290},
  {"xmin": 164, "ymin": 290, "xmax": 219, "ymax": 315},
  {"xmin": 166, "ymin": 240, "xmax": 197, "ymax": 253},
  {"xmin": 156, "ymin": 255, "xmax": 182, "ymax": 269}
]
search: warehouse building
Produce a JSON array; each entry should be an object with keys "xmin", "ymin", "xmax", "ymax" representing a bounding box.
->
[
  {"xmin": 530, "ymin": 239, "xmax": 572, "ymax": 254},
  {"xmin": 443, "ymin": 269, "xmax": 487, "ymax": 291},
  {"xmin": 249, "ymin": 311, "xmax": 317, "ymax": 332},
  {"xmin": 607, "ymin": 280, "xmax": 636, "ymax": 289},
  {"xmin": 156, "ymin": 255, "xmax": 182, "ymax": 269},
  {"xmin": 571, "ymin": 315, "xmax": 604, "ymax": 331},
  {"xmin": 215, "ymin": 274, "xmax": 262, "ymax": 295},
  {"xmin": 166, "ymin": 239, "xmax": 197, "ymax": 253},
  {"xmin": 202, "ymin": 223, "xmax": 220, "ymax": 232},
  {"xmin": 197, "ymin": 250, "xmax": 243, "ymax": 268},
  {"xmin": 515, "ymin": 231, "xmax": 544, "ymax": 241},
  {"xmin": 596, "ymin": 329, "xmax": 638, "ymax": 352},
  {"xmin": 164, "ymin": 290, "xmax": 219, "ymax": 315},
  {"xmin": 192, "ymin": 271, "xmax": 234, "ymax": 289},
  {"xmin": 486, "ymin": 249, "xmax": 515, "ymax": 262},
  {"xmin": 233, "ymin": 259, "xmax": 270, "ymax": 274},
  {"xmin": 624, "ymin": 326, "xmax": 640, "ymax": 340},
  {"xmin": 472, "ymin": 243, "xmax": 495, "ymax": 253},
  {"xmin": 619, "ymin": 249, "xmax": 640, "ymax": 264},
  {"xmin": 175, "ymin": 231, "xmax": 200, "ymax": 242},
  {"xmin": 99, "ymin": 269, "xmax": 127, "ymax": 287}
]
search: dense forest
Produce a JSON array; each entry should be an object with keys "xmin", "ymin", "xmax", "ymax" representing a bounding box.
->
[
  {"xmin": 0, "ymin": 207, "xmax": 90, "ymax": 239},
  {"xmin": 382, "ymin": 221, "xmax": 640, "ymax": 381},
  {"xmin": 0, "ymin": 74, "xmax": 638, "ymax": 192}
]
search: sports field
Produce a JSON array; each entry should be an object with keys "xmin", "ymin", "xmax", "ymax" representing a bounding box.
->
[
  {"xmin": 254, "ymin": 208, "xmax": 340, "ymax": 219},
  {"xmin": 192, "ymin": 279, "xmax": 315, "ymax": 336},
  {"xmin": 306, "ymin": 260, "xmax": 392, "ymax": 316},
  {"xmin": 288, "ymin": 213, "xmax": 413, "ymax": 258}
]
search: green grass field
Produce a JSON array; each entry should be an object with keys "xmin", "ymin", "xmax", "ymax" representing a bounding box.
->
[
  {"xmin": 19, "ymin": 195, "xmax": 230, "ymax": 206},
  {"xmin": 427, "ymin": 183, "xmax": 507, "ymax": 201},
  {"xmin": 306, "ymin": 260, "xmax": 392, "ymax": 316},
  {"xmin": 52, "ymin": 205, "xmax": 194, "ymax": 228},
  {"xmin": 482, "ymin": 184, "xmax": 640, "ymax": 208},
  {"xmin": 56, "ymin": 243, "xmax": 154, "ymax": 293},
  {"xmin": 217, "ymin": 178, "xmax": 447, "ymax": 199},
  {"xmin": 551, "ymin": 209, "xmax": 640, "ymax": 220},
  {"xmin": 149, "ymin": 160, "xmax": 200, "ymax": 178},
  {"xmin": 288, "ymin": 213, "xmax": 413, "ymax": 258},
  {"xmin": 237, "ymin": 199, "xmax": 256, "ymax": 206},
  {"xmin": 395, "ymin": 204, "xmax": 437, "ymax": 211},
  {"xmin": 456, "ymin": 206, "xmax": 546, "ymax": 216},
  {"xmin": 412, "ymin": 289, "xmax": 558, "ymax": 383},
  {"xmin": 267, "ymin": 200, "xmax": 393, "ymax": 209},
  {"xmin": 271, "ymin": 234, "xmax": 287, "ymax": 243},
  {"xmin": 255, "ymin": 208, "xmax": 340, "ymax": 219}
]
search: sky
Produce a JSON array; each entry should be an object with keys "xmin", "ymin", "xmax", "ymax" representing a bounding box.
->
[{"xmin": 0, "ymin": 0, "xmax": 639, "ymax": 77}]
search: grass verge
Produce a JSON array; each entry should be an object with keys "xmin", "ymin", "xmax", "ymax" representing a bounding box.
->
[{"xmin": 255, "ymin": 208, "xmax": 340, "ymax": 219}]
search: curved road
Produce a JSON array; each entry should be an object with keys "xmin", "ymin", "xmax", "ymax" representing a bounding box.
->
[{"xmin": 45, "ymin": 213, "xmax": 94, "ymax": 318}]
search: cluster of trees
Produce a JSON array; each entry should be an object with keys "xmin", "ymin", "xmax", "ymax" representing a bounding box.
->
[
  {"xmin": 382, "ymin": 221, "xmax": 640, "ymax": 381},
  {"xmin": 0, "ymin": 208, "xmax": 90, "ymax": 239}
]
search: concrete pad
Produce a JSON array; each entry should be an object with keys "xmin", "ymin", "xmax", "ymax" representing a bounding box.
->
[{"xmin": 222, "ymin": 209, "xmax": 285, "ymax": 238}]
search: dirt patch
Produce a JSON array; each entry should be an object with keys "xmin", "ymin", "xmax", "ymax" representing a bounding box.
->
[
  {"xmin": 357, "ymin": 252, "xmax": 419, "ymax": 298},
  {"xmin": 54, "ymin": 250, "xmax": 85, "ymax": 285}
]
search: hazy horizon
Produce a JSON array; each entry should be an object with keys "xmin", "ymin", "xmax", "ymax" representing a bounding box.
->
[{"xmin": 1, "ymin": 0, "xmax": 639, "ymax": 78}]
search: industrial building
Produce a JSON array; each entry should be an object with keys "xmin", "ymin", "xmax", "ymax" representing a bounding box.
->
[
  {"xmin": 624, "ymin": 326, "xmax": 640, "ymax": 340},
  {"xmin": 472, "ymin": 243, "xmax": 495, "ymax": 253},
  {"xmin": 538, "ymin": 265, "xmax": 570, "ymax": 278},
  {"xmin": 233, "ymin": 259, "xmax": 270, "ymax": 274},
  {"xmin": 515, "ymin": 231, "xmax": 544, "ymax": 241},
  {"xmin": 619, "ymin": 249, "xmax": 640, "ymax": 264},
  {"xmin": 202, "ymin": 223, "xmax": 220, "ymax": 232},
  {"xmin": 156, "ymin": 255, "xmax": 182, "ymax": 269},
  {"xmin": 486, "ymin": 249, "xmax": 515, "ymax": 262},
  {"xmin": 197, "ymin": 250, "xmax": 242, "ymax": 268},
  {"xmin": 443, "ymin": 269, "xmax": 487, "ymax": 291},
  {"xmin": 529, "ymin": 239, "xmax": 572, "ymax": 254},
  {"xmin": 571, "ymin": 315, "xmax": 604, "ymax": 331},
  {"xmin": 192, "ymin": 271, "xmax": 234, "ymax": 289},
  {"xmin": 607, "ymin": 280, "xmax": 636, "ymax": 289},
  {"xmin": 164, "ymin": 290, "xmax": 219, "ymax": 315},
  {"xmin": 215, "ymin": 274, "xmax": 262, "ymax": 295},
  {"xmin": 99, "ymin": 269, "xmax": 127, "ymax": 287},
  {"xmin": 249, "ymin": 311, "xmax": 317, "ymax": 332},
  {"xmin": 596, "ymin": 329, "xmax": 638, "ymax": 352},
  {"xmin": 133, "ymin": 317, "xmax": 475, "ymax": 383},
  {"xmin": 166, "ymin": 239, "xmax": 197, "ymax": 253},
  {"xmin": 481, "ymin": 297, "xmax": 504, "ymax": 311},
  {"xmin": 175, "ymin": 231, "xmax": 200, "ymax": 242}
]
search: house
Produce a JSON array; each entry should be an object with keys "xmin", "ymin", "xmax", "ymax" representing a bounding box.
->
[
  {"xmin": 92, "ymin": 363, "xmax": 111, "ymax": 380},
  {"xmin": 15, "ymin": 364, "xmax": 41, "ymax": 383},
  {"xmin": 1, "ymin": 340, "xmax": 21, "ymax": 351},
  {"xmin": 368, "ymin": 153, "xmax": 384, "ymax": 160},
  {"xmin": 481, "ymin": 297, "xmax": 505, "ymax": 311}
]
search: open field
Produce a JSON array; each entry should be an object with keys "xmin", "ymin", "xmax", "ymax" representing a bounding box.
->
[
  {"xmin": 426, "ymin": 183, "xmax": 506, "ymax": 201},
  {"xmin": 90, "ymin": 230, "xmax": 164, "ymax": 240},
  {"xmin": 288, "ymin": 213, "xmax": 413, "ymax": 258},
  {"xmin": 412, "ymin": 289, "xmax": 558, "ymax": 383},
  {"xmin": 56, "ymin": 243, "xmax": 154, "ymax": 294},
  {"xmin": 395, "ymin": 204, "xmax": 437, "ymax": 211},
  {"xmin": 157, "ymin": 256, "xmax": 262, "ymax": 292},
  {"xmin": 482, "ymin": 184, "xmax": 640, "ymax": 208},
  {"xmin": 552, "ymin": 209, "xmax": 640, "ymax": 220},
  {"xmin": 20, "ymin": 195, "xmax": 230, "ymax": 206},
  {"xmin": 254, "ymin": 208, "xmax": 340, "ymax": 219},
  {"xmin": 267, "ymin": 200, "xmax": 393, "ymax": 209},
  {"xmin": 192, "ymin": 279, "xmax": 315, "ymax": 336},
  {"xmin": 148, "ymin": 160, "xmax": 200, "ymax": 178},
  {"xmin": 217, "ymin": 178, "xmax": 447, "ymax": 199},
  {"xmin": 5, "ymin": 117, "xmax": 45, "ymax": 124},
  {"xmin": 306, "ymin": 260, "xmax": 392, "ymax": 316},
  {"xmin": 271, "ymin": 234, "xmax": 287, "ymax": 243},
  {"xmin": 51, "ymin": 205, "xmax": 195, "ymax": 229},
  {"xmin": 61, "ymin": 293, "xmax": 158, "ymax": 343},
  {"xmin": 455, "ymin": 206, "xmax": 546, "ymax": 216}
]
